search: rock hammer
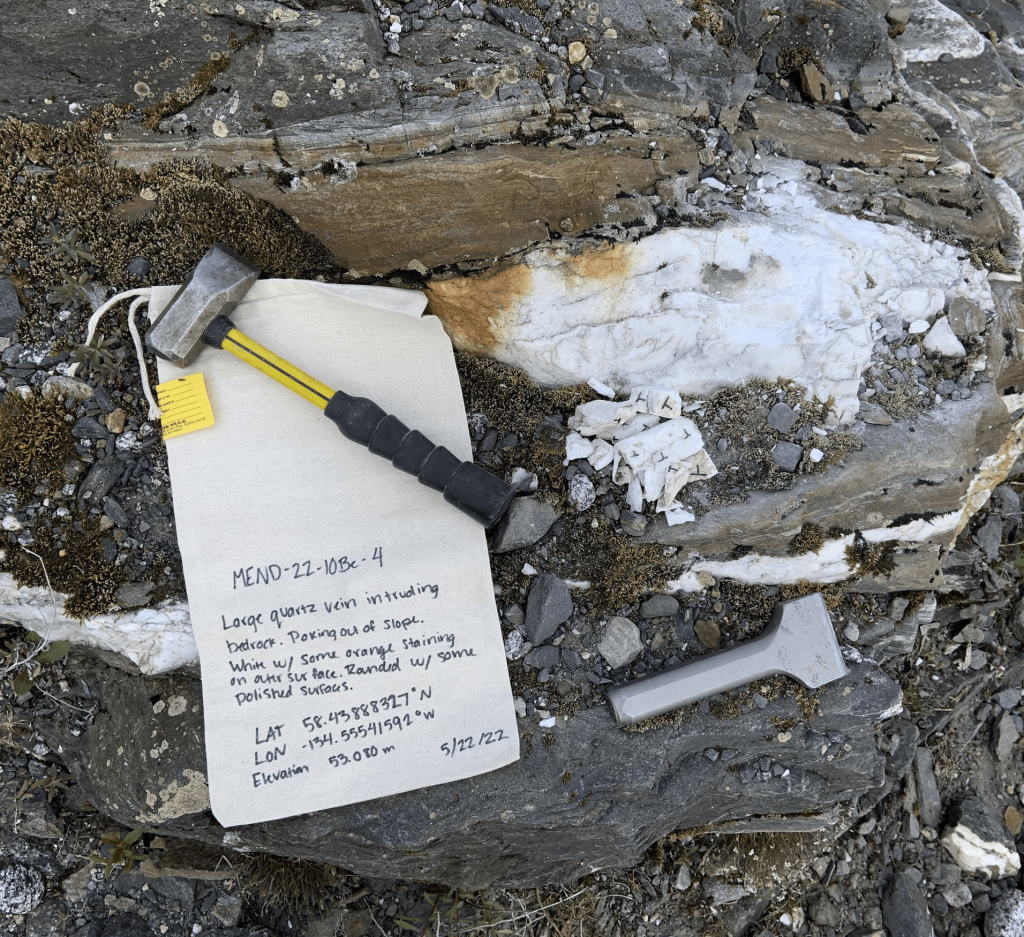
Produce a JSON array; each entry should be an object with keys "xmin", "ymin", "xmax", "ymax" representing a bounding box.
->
[{"xmin": 145, "ymin": 244, "xmax": 515, "ymax": 527}]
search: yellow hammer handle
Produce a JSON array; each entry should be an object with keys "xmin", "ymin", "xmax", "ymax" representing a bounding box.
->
[{"xmin": 218, "ymin": 325, "xmax": 335, "ymax": 408}]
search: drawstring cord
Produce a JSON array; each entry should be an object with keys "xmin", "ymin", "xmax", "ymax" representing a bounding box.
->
[{"xmin": 75, "ymin": 288, "xmax": 162, "ymax": 420}]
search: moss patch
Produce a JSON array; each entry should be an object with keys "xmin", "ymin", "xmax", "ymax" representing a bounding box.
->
[
  {"xmin": 0, "ymin": 392, "xmax": 78, "ymax": 499},
  {"xmin": 0, "ymin": 115, "xmax": 345, "ymax": 342},
  {"xmin": 0, "ymin": 109, "xmax": 353, "ymax": 617},
  {"xmin": 788, "ymin": 523, "xmax": 826, "ymax": 556},
  {"xmin": 1, "ymin": 516, "xmax": 128, "ymax": 619}
]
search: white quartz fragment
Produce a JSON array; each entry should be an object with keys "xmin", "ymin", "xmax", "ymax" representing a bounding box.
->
[
  {"xmin": 809, "ymin": 447, "xmax": 825, "ymax": 463},
  {"xmin": 614, "ymin": 418, "xmax": 705, "ymax": 498},
  {"xmin": 664, "ymin": 505, "xmax": 696, "ymax": 526},
  {"xmin": 941, "ymin": 823, "xmax": 1021, "ymax": 878},
  {"xmin": 626, "ymin": 477, "xmax": 644, "ymax": 513},
  {"xmin": 611, "ymin": 412, "xmax": 661, "ymax": 441},
  {"xmin": 908, "ymin": 319, "xmax": 930, "ymax": 334},
  {"xmin": 627, "ymin": 386, "xmax": 682, "ymax": 419},
  {"xmin": 892, "ymin": 287, "xmax": 945, "ymax": 322},
  {"xmin": 568, "ymin": 399, "xmax": 631, "ymax": 439},
  {"xmin": 587, "ymin": 438, "xmax": 615, "ymax": 471},
  {"xmin": 567, "ymin": 393, "xmax": 717, "ymax": 512},
  {"xmin": 2, "ymin": 516, "xmax": 22, "ymax": 531},
  {"xmin": 587, "ymin": 377, "xmax": 616, "ymax": 397},
  {"xmin": 563, "ymin": 432, "xmax": 595, "ymax": 465},
  {"xmin": 923, "ymin": 317, "xmax": 967, "ymax": 357}
]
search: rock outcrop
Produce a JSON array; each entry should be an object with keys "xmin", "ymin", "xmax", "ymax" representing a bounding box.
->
[
  {"xmin": 3, "ymin": 0, "xmax": 1024, "ymax": 891},
  {"xmin": 33, "ymin": 650, "xmax": 902, "ymax": 888}
]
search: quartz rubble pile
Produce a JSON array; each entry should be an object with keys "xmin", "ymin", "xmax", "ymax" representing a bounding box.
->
[{"xmin": 565, "ymin": 386, "xmax": 716, "ymax": 524}]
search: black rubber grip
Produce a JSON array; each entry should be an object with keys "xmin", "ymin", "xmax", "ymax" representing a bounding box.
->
[{"xmin": 324, "ymin": 391, "xmax": 515, "ymax": 528}]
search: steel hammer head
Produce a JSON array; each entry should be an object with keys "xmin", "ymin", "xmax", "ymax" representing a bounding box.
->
[{"xmin": 147, "ymin": 244, "xmax": 261, "ymax": 367}]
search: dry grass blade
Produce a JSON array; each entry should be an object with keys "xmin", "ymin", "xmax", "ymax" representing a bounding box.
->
[
  {"xmin": 236, "ymin": 854, "xmax": 354, "ymax": 916},
  {"xmin": 451, "ymin": 888, "xmax": 597, "ymax": 936}
]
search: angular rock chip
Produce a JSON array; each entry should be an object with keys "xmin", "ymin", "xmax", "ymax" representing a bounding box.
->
[
  {"xmin": 491, "ymin": 497, "xmax": 557, "ymax": 553},
  {"xmin": 105, "ymin": 408, "xmax": 127, "ymax": 434},
  {"xmin": 942, "ymin": 881, "xmax": 974, "ymax": 909},
  {"xmin": 77, "ymin": 459, "xmax": 122, "ymax": 509},
  {"xmin": 0, "ymin": 279, "xmax": 25, "ymax": 335},
  {"xmin": 524, "ymin": 574, "xmax": 573, "ymax": 645},
  {"xmin": 915, "ymin": 747, "xmax": 942, "ymax": 829},
  {"xmin": 598, "ymin": 617, "xmax": 643, "ymax": 669},
  {"xmin": 102, "ymin": 496, "xmax": 130, "ymax": 529},
  {"xmin": 620, "ymin": 510, "xmax": 648, "ymax": 536},
  {"xmin": 116, "ymin": 582, "xmax": 155, "ymax": 609},
  {"xmin": 770, "ymin": 441, "xmax": 804, "ymax": 472},
  {"xmin": 767, "ymin": 402, "xmax": 799, "ymax": 433},
  {"xmin": 859, "ymin": 405, "xmax": 894, "ymax": 425},
  {"xmin": 524, "ymin": 645, "xmax": 561, "ymax": 672},
  {"xmin": 923, "ymin": 316, "xmax": 967, "ymax": 357},
  {"xmin": 722, "ymin": 892, "xmax": 774, "ymax": 936},
  {"xmin": 798, "ymin": 63, "xmax": 831, "ymax": 103},
  {"xmin": 640, "ymin": 594, "xmax": 680, "ymax": 619},
  {"xmin": 71, "ymin": 416, "xmax": 108, "ymax": 440},
  {"xmin": 994, "ymin": 711, "xmax": 1019, "ymax": 763},
  {"xmin": 695, "ymin": 619, "xmax": 721, "ymax": 648},
  {"xmin": 984, "ymin": 889, "xmax": 1024, "ymax": 937},
  {"xmin": 948, "ymin": 296, "xmax": 986, "ymax": 337},
  {"xmin": 976, "ymin": 515, "xmax": 1004, "ymax": 562}
]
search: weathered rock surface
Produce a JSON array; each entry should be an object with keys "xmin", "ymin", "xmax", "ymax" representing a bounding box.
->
[
  {"xmin": 32, "ymin": 651, "xmax": 903, "ymax": 888},
  {"xmin": 597, "ymin": 616, "xmax": 644, "ymax": 667},
  {"xmin": 0, "ymin": 863, "xmax": 44, "ymax": 915},
  {"xmin": 985, "ymin": 890, "xmax": 1024, "ymax": 937},
  {"xmin": 646, "ymin": 380, "xmax": 1018, "ymax": 592},
  {"xmin": 941, "ymin": 796, "xmax": 1023, "ymax": 878}
]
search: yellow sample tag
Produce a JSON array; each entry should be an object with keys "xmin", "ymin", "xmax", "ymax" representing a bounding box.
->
[{"xmin": 156, "ymin": 373, "xmax": 216, "ymax": 440}]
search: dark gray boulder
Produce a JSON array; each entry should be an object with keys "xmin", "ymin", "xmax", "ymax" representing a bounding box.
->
[
  {"xmin": 32, "ymin": 651, "xmax": 903, "ymax": 889},
  {"xmin": 882, "ymin": 871, "xmax": 934, "ymax": 937}
]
